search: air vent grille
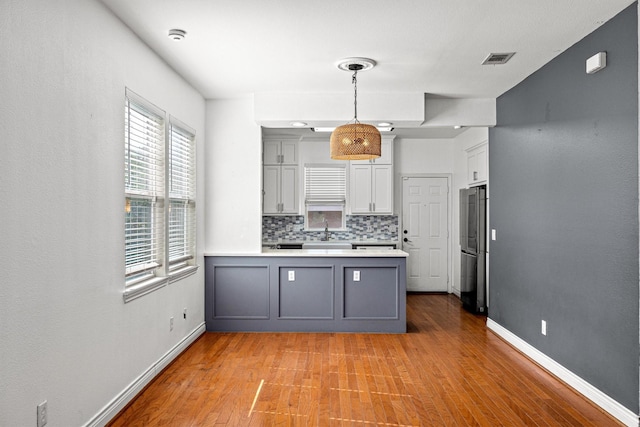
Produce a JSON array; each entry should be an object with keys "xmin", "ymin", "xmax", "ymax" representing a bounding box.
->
[{"xmin": 482, "ymin": 52, "xmax": 515, "ymax": 65}]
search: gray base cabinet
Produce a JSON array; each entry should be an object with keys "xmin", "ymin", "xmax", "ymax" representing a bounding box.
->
[{"xmin": 205, "ymin": 256, "xmax": 406, "ymax": 333}]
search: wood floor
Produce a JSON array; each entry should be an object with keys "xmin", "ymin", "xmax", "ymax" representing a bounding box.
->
[{"xmin": 108, "ymin": 294, "xmax": 621, "ymax": 426}]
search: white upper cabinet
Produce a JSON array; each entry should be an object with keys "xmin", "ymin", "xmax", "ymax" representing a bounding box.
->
[
  {"xmin": 349, "ymin": 137, "xmax": 395, "ymax": 215},
  {"xmin": 263, "ymin": 139, "xmax": 300, "ymax": 214},
  {"xmin": 466, "ymin": 142, "xmax": 487, "ymax": 185},
  {"xmin": 264, "ymin": 139, "xmax": 298, "ymax": 165}
]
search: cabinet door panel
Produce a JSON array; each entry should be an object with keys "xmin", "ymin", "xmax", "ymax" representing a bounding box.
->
[
  {"xmin": 350, "ymin": 165, "xmax": 373, "ymax": 213},
  {"xmin": 372, "ymin": 165, "xmax": 393, "ymax": 214},
  {"xmin": 280, "ymin": 165, "xmax": 298, "ymax": 213},
  {"xmin": 263, "ymin": 165, "xmax": 281, "ymax": 213},
  {"xmin": 280, "ymin": 140, "xmax": 298, "ymax": 164},
  {"xmin": 263, "ymin": 140, "xmax": 281, "ymax": 165}
]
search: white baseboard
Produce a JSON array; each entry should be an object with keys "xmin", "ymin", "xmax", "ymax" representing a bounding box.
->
[
  {"xmin": 487, "ymin": 319, "xmax": 638, "ymax": 427},
  {"xmin": 84, "ymin": 322, "xmax": 206, "ymax": 427}
]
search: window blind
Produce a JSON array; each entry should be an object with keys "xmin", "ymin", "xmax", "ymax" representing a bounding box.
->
[
  {"xmin": 124, "ymin": 90, "xmax": 165, "ymax": 280},
  {"xmin": 304, "ymin": 164, "xmax": 346, "ymax": 203},
  {"xmin": 168, "ymin": 118, "xmax": 196, "ymax": 267}
]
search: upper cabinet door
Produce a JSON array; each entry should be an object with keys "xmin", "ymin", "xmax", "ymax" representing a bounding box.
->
[
  {"xmin": 263, "ymin": 140, "xmax": 281, "ymax": 165},
  {"xmin": 263, "ymin": 139, "xmax": 298, "ymax": 165},
  {"xmin": 280, "ymin": 140, "xmax": 298, "ymax": 164},
  {"xmin": 466, "ymin": 143, "xmax": 487, "ymax": 185}
]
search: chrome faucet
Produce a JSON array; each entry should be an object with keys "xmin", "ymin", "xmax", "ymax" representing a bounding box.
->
[{"xmin": 322, "ymin": 220, "xmax": 330, "ymax": 241}]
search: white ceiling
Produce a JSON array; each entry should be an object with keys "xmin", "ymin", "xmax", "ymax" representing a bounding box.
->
[{"xmin": 100, "ymin": 0, "xmax": 635, "ymax": 137}]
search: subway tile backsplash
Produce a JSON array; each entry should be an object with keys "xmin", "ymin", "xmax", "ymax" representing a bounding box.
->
[{"xmin": 262, "ymin": 215, "xmax": 399, "ymax": 243}]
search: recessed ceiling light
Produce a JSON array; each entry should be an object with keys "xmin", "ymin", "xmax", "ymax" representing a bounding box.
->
[
  {"xmin": 454, "ymin": 125, "xmax": 463, "ymax": 130},
  {"xmin": 290, "ymin": 121, "xmax": 307, "ymax": 127},
  {"xmin": 168, "ymin": 29, "xmax": 187, "ymax": 41},
  {"xmin": 377, "ymin": 122, "xmax": 393, "ymax": 127}
]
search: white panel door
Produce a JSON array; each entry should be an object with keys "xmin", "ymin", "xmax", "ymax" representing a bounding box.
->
[{"xmin": 402, "ymin": 177, "xmax": 449, "ymax": 292}]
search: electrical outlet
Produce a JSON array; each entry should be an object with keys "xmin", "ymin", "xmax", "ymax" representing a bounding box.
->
[
  {"xmin": 183, "ymin": 308, "xmax": 187, "ymax": 319},
  {"xmin": 37, "ymin": 400, "xmax": 47, "ymax": 427},
  {"xmin": 353, "ymin": 271, "xmax": 360, "ymax": 281},
  {"xmin": 170, "ymin": 317, "xmax": 174, "ymax": 331},
  {"xmin": 541, "ymin": 320, "xmax": 547, "ymax": 336},
  {"xmin": 288, "ymin": 270, "xmax": 295, "ymax": 281}
]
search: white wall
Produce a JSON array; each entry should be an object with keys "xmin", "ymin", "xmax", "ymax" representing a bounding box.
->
[
  {"xmin": 0, "ymin": 1, "xmax": 206, "ymax": 426},
  {"xmin": 205, "ymin": 97, "xmax": 262, "ymax": 253}
]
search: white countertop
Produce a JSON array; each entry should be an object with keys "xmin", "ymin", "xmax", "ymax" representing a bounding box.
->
[{"xmin": 205, "ymin": 249, "xmax": 408, "ymax": 257}]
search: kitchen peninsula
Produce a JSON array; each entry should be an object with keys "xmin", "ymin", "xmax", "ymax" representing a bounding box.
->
[{"xmin": 205, "ymin": 248, "xmax": 407, "ymax": 333}]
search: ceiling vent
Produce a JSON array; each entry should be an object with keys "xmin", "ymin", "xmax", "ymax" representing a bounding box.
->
[{"xmin": 482, "ymin": 52, "xmax": 515, "ymax": 65}]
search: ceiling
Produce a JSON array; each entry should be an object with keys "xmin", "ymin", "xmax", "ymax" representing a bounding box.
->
[{"xmin": 99, "ymin": 0, "xmax": 635, "ymax": 138}]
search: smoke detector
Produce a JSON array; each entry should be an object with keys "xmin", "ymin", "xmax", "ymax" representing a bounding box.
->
[
  {"xmin": 168, "ymin": 29, "xmax": 187, "ymax": 41},
  {"xmin": 336, "ymin": 57, "xmax": 376, "ymax": 72},
  {"xmin": 482, "ymin": 52, "xmax": 515, "ymax": 65}
]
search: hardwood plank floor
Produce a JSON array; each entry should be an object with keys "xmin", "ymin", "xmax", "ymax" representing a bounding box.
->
[{"xmin": 108, "ymin": 294, "xmax": 621, "ymax": 426}]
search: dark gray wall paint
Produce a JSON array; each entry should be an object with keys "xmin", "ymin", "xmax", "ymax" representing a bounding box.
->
[{"xmin": 489, "ymin": 3, "xmax": 638, "ymax": 412}]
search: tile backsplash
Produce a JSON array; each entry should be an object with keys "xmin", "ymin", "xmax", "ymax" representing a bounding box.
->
[{"xmin": 262, "ymin": 215, "xmax": 399, "ymax": 242}]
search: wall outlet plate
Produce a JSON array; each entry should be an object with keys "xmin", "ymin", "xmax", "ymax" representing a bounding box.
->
[
  {"xmin": 37, "ymin": 401, "xmax": 47, "ymax": 427},
  {"xmin": 353, "ymin": 271, "xmax": 360, "ymax": 281},
  {"xmin": 288, "ymin": 270, "xmax": 295, "ymax": 281}
]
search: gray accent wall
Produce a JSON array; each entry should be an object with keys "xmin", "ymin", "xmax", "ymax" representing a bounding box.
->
[{"xmin": 489, "ymin": 3, "xmax": 639, "ymax": 412}]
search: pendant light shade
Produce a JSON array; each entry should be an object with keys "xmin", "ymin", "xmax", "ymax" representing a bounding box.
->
[
  {"xmin": 330, "ymin": 123, "xmax": 381, "ymax": 160},
  {"xmin": 330, "ymin": 58, "xmax": 381, "ymax": 161}
]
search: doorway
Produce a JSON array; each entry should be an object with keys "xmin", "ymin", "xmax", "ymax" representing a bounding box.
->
[{"xmin": 401, "ymin": 176, "xmax": 450, "ymax": 292}]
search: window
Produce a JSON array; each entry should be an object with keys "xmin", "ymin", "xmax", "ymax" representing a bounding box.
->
[
  {"xmin": 304, "ymin": 164, "xmax": 347, "ymax": 230},
  {"xmin": 124, "ymin": 89, "xmax": 197, "ymax": 302},
  {"xmin": 168, "ymin": 118, "xmax": 196, "ymax": 277}
]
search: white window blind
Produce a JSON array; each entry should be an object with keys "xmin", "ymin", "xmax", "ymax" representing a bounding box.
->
[
  {"xmin": 125, "ymin": 90, "xmax": 165, "ymax": 283},
  {"xmin": 304, "ymin": 164, "xmax": 347, "ymax": 203},
  {"xmin": 168, "ymin": 118, "xmax": 196, "ymax": 269}
]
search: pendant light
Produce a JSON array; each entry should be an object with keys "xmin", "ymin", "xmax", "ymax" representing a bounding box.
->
[{"xmin": 330, "ymin": 58, "xmax": 381, "ymax": 160}]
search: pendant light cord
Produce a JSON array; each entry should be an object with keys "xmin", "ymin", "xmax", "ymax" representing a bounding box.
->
[{"xmin": 352, "ymin": 70, "xmax": 358, "ymax": 122}]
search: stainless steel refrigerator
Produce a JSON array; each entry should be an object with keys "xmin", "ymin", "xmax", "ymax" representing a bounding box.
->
[{"xmin": 459, "ymin": 185, "xmax": 487, "ymax": 314}]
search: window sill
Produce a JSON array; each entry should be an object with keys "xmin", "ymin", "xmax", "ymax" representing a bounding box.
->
[
  {"xmin": 169, "ymin": 265, "xmax": 199, "ymax": 283},
  {"xmin": 123, "ymin": 276, "xmax": 168, "ymax": 303}
]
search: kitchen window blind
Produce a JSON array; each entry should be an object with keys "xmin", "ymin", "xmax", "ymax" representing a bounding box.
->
[
  {"xmin": 304, "ymin": 164, "xmax": 346, "ymax": 202},
  {"xmin": 168, "ymin": 117, "xmax": 196, "ymax": 273},
  {"xmin": 124, "ymin": 90, "xmax": 165, "ymax": 286}
]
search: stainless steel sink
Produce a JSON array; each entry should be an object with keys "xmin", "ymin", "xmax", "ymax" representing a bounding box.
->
[{"xmin": 302, "ymin": 241, "xmax": 353, "ymax": 250}]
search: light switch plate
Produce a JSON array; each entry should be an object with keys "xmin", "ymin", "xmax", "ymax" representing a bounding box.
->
[{"xmin": 491, "ymin": 229, "xmax": 496, "ymax": 241}]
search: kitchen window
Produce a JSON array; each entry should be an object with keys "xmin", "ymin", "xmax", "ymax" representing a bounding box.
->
[
  {"xmin": 304, "ymin": 164, "xmax": 346, "ymax": 230},
  {"xmin": 123, "ymin": 89, "xmax": 197, "ymax": 302}
]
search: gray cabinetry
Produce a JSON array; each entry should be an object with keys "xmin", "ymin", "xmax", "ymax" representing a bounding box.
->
[
  {"xmin": 205, "ymin": 255, "xmax": 406, "ymax": 333},
  {"xmin": 343, "ymin": 267, "xmax": 398, "ymax": 318},
  {"xmin": 278, "ymin": 266, "xmax": 333, "ymax": 319}
]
